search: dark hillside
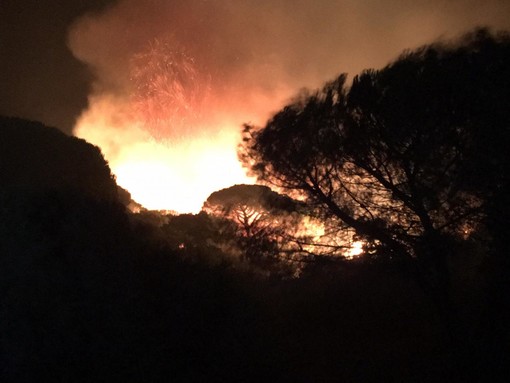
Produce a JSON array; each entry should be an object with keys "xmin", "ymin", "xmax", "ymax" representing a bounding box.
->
[
  {"xmin": 0, "ymin": 117, "xmax": 449, "ymax": 382},
  {"xmin": 0, "ymin": 116, "xmax": 118, "ymax": 201}
]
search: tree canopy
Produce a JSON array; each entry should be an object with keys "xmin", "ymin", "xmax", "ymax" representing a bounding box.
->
[
  {"xmin": 0, "ymin": 116, "xmax": 119, "ymax": 202},
  {"xmin": 203, "ymin": 184, "xmax": 308, "ymax": 269},
  {"xmin": 241, "ymin": 28, "xmax": 510, "ymax": 259},
  {"xmin": 240, "ymin": 29, "xmax": 510, "ymax": 343}
]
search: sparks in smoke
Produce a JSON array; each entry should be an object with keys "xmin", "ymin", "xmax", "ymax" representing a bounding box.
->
[
  {"xmin": 77, "ymin": 0, "xmax": 501, "ymax": 215},
  {"xmin": 129, "ymin": 38, "xmax": 211, "ymax": 139},
  {"xmin": 346, "ymin": 241, "xmax": 364, "ymax": 258},
  {"xmin": 74, "ymin": 98, "xmax": 254, "ymax": 213},
  {"xmin": 74, "ymin": 36, "xmax": 259, "ymax": 213}
]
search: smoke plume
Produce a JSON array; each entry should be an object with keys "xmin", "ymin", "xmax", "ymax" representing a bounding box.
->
[{"xmin": 67, "ymin": 0, "xmax": 510, "ymax": 212}]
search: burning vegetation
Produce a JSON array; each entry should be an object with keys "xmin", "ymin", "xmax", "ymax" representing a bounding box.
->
[{"xmin": 2, "ymin": 25, "xmax": 510, "ymax": 382}]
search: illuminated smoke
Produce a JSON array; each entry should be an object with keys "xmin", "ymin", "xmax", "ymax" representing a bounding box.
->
[
  {"xmin": 129, "ymin": 38, "xmax": 210, "ymax": 139},
  {"xmin": 68, "ymin": 0, "xmax": 510, "ymax": 213}
]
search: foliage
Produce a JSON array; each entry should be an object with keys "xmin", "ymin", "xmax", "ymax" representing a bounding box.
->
[
  {"xmin": 0, "ymin": 116, "xmax": 119, "ymax": 202},
  {"xmin": 204, "ymin": 184, "xmax": 298, "ymax": 259},
  {"xmin": 240, "ymin": 28, "xmax": 510, "ymax": 352},
  {"xmin": 203, "ymin": 183, "xmax": 347, "ymax": 270},
  {"xmin": 242, "ymin": 28, "xmax": 509, "ymax": 260}
]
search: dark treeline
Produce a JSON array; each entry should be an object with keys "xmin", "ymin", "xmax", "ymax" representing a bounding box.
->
[
  {"xmin": 0, "ymin": 117, "xmax": 441, "ymax": 382},
  {"xmin": 1, "ymin": 28, "xmax": 510, "ymax": 382},
  {"xmin": 241, "ymin": 27, "xmax": 510, "ymax": 381}
]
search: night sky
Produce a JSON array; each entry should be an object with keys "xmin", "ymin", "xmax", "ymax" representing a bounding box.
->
[{"xmin": 0, "ymin": 0, "xmax": 115, "ymax": 133}]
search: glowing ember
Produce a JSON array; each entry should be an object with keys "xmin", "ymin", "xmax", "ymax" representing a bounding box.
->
[
  {"xmin": 72, "ymin": 37, "xmax": 262, "ymax": 213},
  {"xmin": 113, "ymin": 135, "xmax": 251, "ymax": 212},
  {"xmin": 346, "ymin": 241, "xmax": 364, "ymax": 258},
  {"xmin": 297, "ymin": 217, "xmax": 325, "ymax": 240},
  {"xmin": 73, "ymin": 37, "xmax": 290, "ymax": 213},
  {"xmin": 74, "ymin": 94, "xmax": 254, "ymax": 213},
  {"xmin": 129, "ymin": 38, "xmax": 210, "ymax": 139}
]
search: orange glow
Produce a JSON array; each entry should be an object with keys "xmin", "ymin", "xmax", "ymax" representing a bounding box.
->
[
  {"xmin": 114, "ymin": 135, "xmax": 254, "ymax": 212},
  {"xmin": 294, "ymin": 216, "xmax": 325, "ymax": 241},
  {"xmin": 345, "ymin": 241, "xmax": 364, "ymax": 258},
  {"xmin": 74, "ymin": 96, "xmax": 256, "ymax": 213},
  {"xmin": 292, "ymin": 218, "xmax": 364, "ymax": 258},
  {"xmin": 71, "ymin": 34, "xmax": 298, "ymax": 214}
]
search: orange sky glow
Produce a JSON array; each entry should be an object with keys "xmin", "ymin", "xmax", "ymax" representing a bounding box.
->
[
  {"xmin": 74, "ymin": 86, "xmax": 289, "ymax": 213},
  {"xmin": 75, "ymin": 117, "xmax": 256, "ymax": 213},
  {"xmin": 69, "ymin": 0, "xmax": 510, "ymax": 213}
]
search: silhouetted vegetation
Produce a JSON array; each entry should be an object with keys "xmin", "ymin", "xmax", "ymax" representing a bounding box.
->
[
  {"xmin": 203, "ymin": 184, "xmax": 315, "ymax": 270},
  {"xmin": 241, "ymin": 28, "xmax": 510, "ymax": 380},
  {"xmin": 1, "ymin": 28, "xmax": 510, "ymax": 382}
]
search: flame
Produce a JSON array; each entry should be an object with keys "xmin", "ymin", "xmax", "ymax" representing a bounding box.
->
[
  {"xmin": 71, "ymin": 35, "xmax": 300, "ymax": 213},
  {"xmin": 289, "ymin": 217, "xmax": 365, "ymax": 258},
  {"xmin": 72, "ymin": 38, "xmax": 293, "ymax": 214},
  {"xmin": 294, "ymin": 216, "xmax": 325, "ymax": 241},
  {"xmin": 72, "ymin": 44, "xmax": 366, "ymax": 252},
  {"xmin": 74, "ymin": 95, "xmax": 255, "ymax": 213},
  {"xmin": 346, "ymin": 241, "xmax": 364, "ymax": 258}
]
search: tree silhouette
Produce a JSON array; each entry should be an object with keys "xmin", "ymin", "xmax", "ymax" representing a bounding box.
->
[
  {"xmin": 240, "ymin": 29, "xmax": 510, "ymax": 349},
  {"xmin": 204, "ymin": 184, "xmax": 297, "ymax": 235},
  {"xmin": 203, "ymin": 184, "xmax": 306, "ymax": 267},
  {"xmin": 0, "ymin": 116, "xmax": 119, "ymax": 201}
]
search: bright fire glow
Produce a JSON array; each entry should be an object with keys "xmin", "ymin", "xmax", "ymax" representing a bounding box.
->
[
  {"xmin": 72, "ymin": 37, "xmax": 368, "ymax": 259},
  {"xmin": 292, "ymin": 219, "xmax": 365, "ymax": 259},
  {"xmin": 114, "ymin": 141, "xmax": 251, "ymax": 212},
  {"xmin": 294, "ymin": 216, "xmax": 325, "ymax": 240},
  {"xmin": 74, "ymin": 95, "xmax": 255, "ymax": 212},
  {"xmin": 346, "ymin": 241, "xmax": 364, "ymax": 258},
  {"xmin": 72, "ymin": 38, "xmax": 292, "ymax": 214}
]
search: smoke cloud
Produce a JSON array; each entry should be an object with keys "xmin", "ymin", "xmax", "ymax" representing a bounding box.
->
[{"xmin": 67, "ymin": 0, "xmax": 510, "ymax": 212}]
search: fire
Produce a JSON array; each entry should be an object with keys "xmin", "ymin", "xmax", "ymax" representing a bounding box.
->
[
  {"xmin": 346, "ymin": 241, "xmax": 364, "ymax": 258},
  {"xmin": 291, "ymin": 218, "xmax": 365, "ymax": 258},
  {"xmin": 114, "ymin": 136, "xmax": 252, "ymax": 212},
  {"xmin": 74, "ymin": 100, "xmax": 254, "ymax": 213},
  {"xmin": 72, "ymin": 37, "xmax": 294, "ymax": 213},
  {"xmin": 72, "ymin": 38, "xmax": 367, "ymax": 257},
  {"xmin": 72, "ymin": 38, "xmax": 262, "ymax": 213},
  {"xmin": 294, "ymin": 216, "xmax": 325, "ymax": 241}
]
